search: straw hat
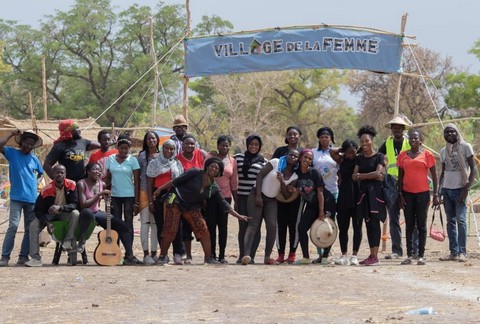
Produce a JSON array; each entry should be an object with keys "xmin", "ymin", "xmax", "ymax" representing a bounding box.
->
[
  {"xmin": 276, "ymin": 190, "xmax": 300, "ymax": 203},
  {"xmin": 309, "ymin": 217, "xmax": 338, "ymax": 248},
  {"xmin": 172, "ymin": 114, "xmax": 188, "ymax": 128},
  {"xmin": 15, "ymin": 130, "xmax": 43, "ymax": 148},
  {"xmin": 384, "ymin": 115, "xmax": 411, "ymax": 129}
]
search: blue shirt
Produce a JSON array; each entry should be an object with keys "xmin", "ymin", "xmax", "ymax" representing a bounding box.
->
[
  {"xmin": 106, "ymin": 155, "xmax": 140, "ymax": 197},
  {"xmin": 3, "ymin": 146, "xmax": 43, "ymax": 203}
]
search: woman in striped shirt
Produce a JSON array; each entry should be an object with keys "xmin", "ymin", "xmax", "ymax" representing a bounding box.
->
[{"xmin": 234, "ymin": 134, "xmax": 267, "ymax": 264}]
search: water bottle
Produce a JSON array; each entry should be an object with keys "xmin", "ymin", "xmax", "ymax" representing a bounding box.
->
[{"xmin": 406, "ymin": 307, "xmax": 435, "ymax": 315}]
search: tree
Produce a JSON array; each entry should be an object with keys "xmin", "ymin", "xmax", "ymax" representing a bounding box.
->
[
  {"xmin": 193, "ymin": 15, "xmax": 234, "ymax": 36},
  {"xmin": 349, "ymin": 46, "xmax": 455, "ymax": 137}
]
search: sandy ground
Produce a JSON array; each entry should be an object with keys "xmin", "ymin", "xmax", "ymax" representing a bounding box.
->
[{"xmin": 1, "ymin": 207, "xmax": 480, "ymax": 324}]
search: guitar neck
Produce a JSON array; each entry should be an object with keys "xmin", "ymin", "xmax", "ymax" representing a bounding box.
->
[{"xmin": 105, "ymin": 196, "xmax": 112, "ymax": 237}]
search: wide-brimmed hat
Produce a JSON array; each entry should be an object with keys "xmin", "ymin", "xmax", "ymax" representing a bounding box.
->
[
  {"xmin": 172, "ymin": 114, "xmax": 188, "ymax": 128},
  {"xmin": 385, "ymin": 115, "xmax": 411, "ymax": 129},
  {"xmin": 310, "ymin": 217, "xmax": 338, "ymax": 248},
  {"xmin": 15, "ymin": 130, "xmax": 43, "ymax": 148}
]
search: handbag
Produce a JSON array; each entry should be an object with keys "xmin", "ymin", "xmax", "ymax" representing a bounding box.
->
[
  {"xmin": 430, "ymin": 206, "xmax": 446, "ymax": 242},
  {"xmin": 382, "ymin": 174, "xmax": 398, "ymax": 209}
]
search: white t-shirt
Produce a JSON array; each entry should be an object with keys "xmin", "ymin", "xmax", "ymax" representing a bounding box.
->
[
  {"xmin": 440, "ymin": 142, "xmax": 474, "ymax": 189},
  {"xmin": 313, "ymin": 148, "xmax": 339, "ymax": 194},
  {"xmin": 261, "ymin": 159, "xmax": 298, "ymax": 198}
]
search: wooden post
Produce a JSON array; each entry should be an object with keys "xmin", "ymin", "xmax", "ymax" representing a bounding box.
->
[
  {"xmin": 394, "ymin": 14, "xmax": 408, "ymax": 116},
  {"xmin": 183, "ymin": 0, "xmax": 191, "ymax": 124},
  {"xmin": 42, "ymin": 55, "xmax": 47, "ymax": 120},
  {"xmin": 149, "ymin": 16, "xmax": 159, "ymax": 128},
  {"xmin": 29, "ymin": 92, "xmax": 36, "ymax": 129}
]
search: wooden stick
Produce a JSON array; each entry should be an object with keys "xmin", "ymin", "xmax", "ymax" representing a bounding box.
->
[
  {"xmin": 149, "ymin": 16, "xmax": 159, "ymax": 128},
  {"xmin": 42, "ymin": 56, "xmax": 47, "ymax": 121},
  {"xmin": 183, "ymin": 0, "xmax": 191, "ymax": 124}
]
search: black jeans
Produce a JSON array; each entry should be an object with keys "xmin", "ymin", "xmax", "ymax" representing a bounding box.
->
[
  {"xmin": 276, "ymin": 198, "xmax": 301, "ymax": 255},
  {"xmin": 237, "ymin": 194, "xmax": 260, "ymax": 260},
  {"xmin": 403, "ymin": 191, "xmax": 429, "ymax": 258},
  {"xmin": 337, "ymin": 206, "xmax": 362, "ymax": 254},
  {"xmin": 111, "ymin": 197, "xmax": 135, "ymax": 245},
  {"xmin": 206, "ymin": 197, "xmax": 231, "ymax": 260}
]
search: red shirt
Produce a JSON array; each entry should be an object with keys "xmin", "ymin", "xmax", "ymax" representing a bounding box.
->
[
  {"xmin": 88, "ymin": 148, "xmax": 118, "ymax": 179},
  {"xmin": 397, "ymin": 150, "xmax": 435, "ymax": 193},
  {"xmin": 177, "ymin": 149, "xmax": 205, "ymax": 171},
  {"xmin": 154, "ymin": 170, "xmax": 172, "ymax": 188}
]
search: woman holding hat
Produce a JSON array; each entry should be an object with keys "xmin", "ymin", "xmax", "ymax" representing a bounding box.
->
[
  {"xmin": 0, "ymin": 130, "xmax": 43, "ymax": 267},
  {"xmin": 312, "ymin": 126, "xmax": 339, "ymax": 264},
  {"xmin": 295, "ymin": 149, "xmax": 336, "ymax": 264},
  {"xmin": 106, "ymin": 134, "xmax": 140, "ymax": 248},
  {"xmin": 154, "ymin": 157, "xmax": 249, "ymax": 264},
  {"xmin": 353, "ymin": 126, "xmax": 386, "ymax": 266}
]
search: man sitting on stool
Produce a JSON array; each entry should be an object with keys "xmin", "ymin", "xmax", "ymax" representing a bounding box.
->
[{"xmin": 26, "ymin": 164, "xmax": 80, "ymax": 267}]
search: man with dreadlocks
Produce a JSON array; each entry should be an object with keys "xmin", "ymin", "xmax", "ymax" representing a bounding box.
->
[
  {"xmin": 43, "ymin": 119, "xmax": 100, "ymax": 182},
  {"xmin": 439, "ymin": 123, "xmax": 476, "ymax": 262}
]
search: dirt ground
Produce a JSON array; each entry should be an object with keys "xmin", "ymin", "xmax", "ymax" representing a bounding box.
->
[{"xmin": 1, "ymin": 207, "xmax": 480, "ymax": 324}]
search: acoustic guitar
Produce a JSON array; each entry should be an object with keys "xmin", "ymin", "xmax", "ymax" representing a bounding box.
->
[{"xmin": 94, "ymin": 195, "xmax": 122, "ymax": 266}]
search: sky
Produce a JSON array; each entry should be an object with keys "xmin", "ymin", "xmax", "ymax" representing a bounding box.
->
[{"xmin": 2, "ymin": 0, "xmax": 480, "ymax": 108}]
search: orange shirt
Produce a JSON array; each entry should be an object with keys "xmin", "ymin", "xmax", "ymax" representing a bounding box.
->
[{"xmin": 397, "ymin": 150, "xmax": 435, "ymax": 193}]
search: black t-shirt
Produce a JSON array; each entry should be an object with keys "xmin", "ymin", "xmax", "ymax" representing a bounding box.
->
[
  {"xmin": 378, "ymin": 140, "xmax": 403, "ymax": 157},
  {"xmin": 295, "ymin": 167, "xmax": 325, "ymax": 205},
  {"xmin": 355, "ymin": 152, "xmax": 385, "ymax": 188},
  {"xmin": 271, "ymin": 146, "xmax": 304, "ymax": 159},
  {"xmin": 46, "ymin": 138, "xmax": 92, "ymax": 182},
  {"xmin": 172, "ymin": 168, "xmax": 230, "ymax": 212},
  {"xmin": 338, "ymin": 157, "xmax": 359, "ymax": 209}
]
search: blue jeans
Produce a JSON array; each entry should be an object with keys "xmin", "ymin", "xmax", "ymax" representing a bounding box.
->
[
  {"xmin": 442, "ymin": 188, "xmax": 468, "ymax": 255},
  {"xmin": 1, "ymin": 200, "xmax": 35, "ymax": 259}
]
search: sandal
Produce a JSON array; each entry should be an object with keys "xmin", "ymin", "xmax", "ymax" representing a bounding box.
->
[{"xmin": 264, "ymin": 258, "xmax": 279, "ymax": 265}]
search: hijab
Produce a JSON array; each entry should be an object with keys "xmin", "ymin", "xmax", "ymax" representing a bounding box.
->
[
  {"xmin": 242, "ymin": 134, "xmax": 265, "ymax": 178},
  {"xmin": 146, "ymin": 139, "xmax": 183, "ymax": 179}
]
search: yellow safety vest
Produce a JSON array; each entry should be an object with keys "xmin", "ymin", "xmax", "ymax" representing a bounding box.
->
[{"xmin": 385, "ymin": 136, "xmax": 410, "ymax": 177}]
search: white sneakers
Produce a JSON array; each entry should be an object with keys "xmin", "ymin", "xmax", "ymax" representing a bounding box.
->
[{"xmin": 334, "ymin": 255, "xmax": 359, "ymax": 266}]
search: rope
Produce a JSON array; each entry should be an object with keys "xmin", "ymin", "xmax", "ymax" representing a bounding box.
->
[{"xmin": 84, "ymin": 33, "xmax": 188, "ymax": 131}]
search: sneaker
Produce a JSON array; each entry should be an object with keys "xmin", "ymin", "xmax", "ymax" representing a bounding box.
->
[
  {"xmin": 363, "ymin": 256, "xmax": 379, "ymax": 266},
  {"xmin": 439, "ymin": 254, "xmax": 458, "ymax": 261},
  {"xmin": 264, "ymin": 258, "xmax": 279, "ymax": 265},
  {"xmin": 241, "ymin": 256, "xmax": 251, "ymax": 265},
  {"xmin": 16, "ymin": 256, "xmax": 29, "ymax": 266},
  {"xmin": 25, "ymin": 258, "xmax": 43, "ymax": 267},
  {"xmin": 219, "ymin": 258, "xmax": 229, "ymax": 264},
  {"xmin": 173, "ymin": 254, "xmax": 184, "ymax": 265},
  {"xmin": 184, "ymin": 258, "xmax": 192, "ymax": 265},
  {"xmin": 294, "ymin": 258, "xmax": 311, "ymax": 265},
  {"xmin": 124, "ymin": 256, "xmax": 143, "ymax": 266},
  {"xmin": 417, "ymin": 258, "xmax": 426, "ymax": 265},
  {"xmin": 275, "ymin": 254, "xmax": 285, "ymax": 263},
  {"xmin": 385, "ymin": 253, "xmax": 400, "ymax": 260},
  {"xmin": 143, "ymin": 255, "xmax": 156, "ymax": 265},
  {"xmin": 0, "ymin": 257, "xmax": 9, "ymax": 267},
  {"xmin": 286, "ymin": 252, "xmax": 296, "ymax": 264},
  {"xmin": 157, "ymin": 255, "xmax": 170, "ymax": 265},
  {"xmin": 350, "ymin": 256, "xmax": 359, "ymax": 266},
  {"xmin": 205, "ymin": 256, "xmax": 220, "ymax": 264},
  {"xmin": 77, "ymin": 243, "xmax": 85, "ymax": 254},
  {"xmin": 401, "ymin": 258, "xmax": 412, "ymax": 265},
  {"xmin": 311, "ymin": 257, "xmax": 323, "ymax": 264},
  {"xmin": 62, "ymin": 239, "xmax": 73, "ymax": 251},
  {"xmin": 335, "ymin": 255, "xmax": 350, "ymax": 266},
  {"xmin": 458, "ymin": 254, "xmax": 468, "ymax": 262}
]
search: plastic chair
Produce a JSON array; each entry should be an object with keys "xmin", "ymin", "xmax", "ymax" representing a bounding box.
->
[{"xmin": 51, "ymin": 221, "xmax": 97, "ymax": 265}]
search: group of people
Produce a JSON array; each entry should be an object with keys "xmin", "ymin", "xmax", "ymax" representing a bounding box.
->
[{"xmin": 0, "ymin": 114, "xmax": 475, "ymax": 267}]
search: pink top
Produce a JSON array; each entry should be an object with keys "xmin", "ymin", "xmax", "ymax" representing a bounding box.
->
[
  {"xmin": 397, "ymin": 150, "xmax": 436, "ymax": 193},
  {"xmin": 208, "ymin": 154, "xmax": 238, "ymax": 198},
  {"xmin": 79, "ymin": 179, "xmax": 103, "ymax": 213}
]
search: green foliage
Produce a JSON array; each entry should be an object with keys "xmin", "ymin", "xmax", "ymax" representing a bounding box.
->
[{"xmin": 445, "ymin": 72, "xmax": 480, "ymax": 110}]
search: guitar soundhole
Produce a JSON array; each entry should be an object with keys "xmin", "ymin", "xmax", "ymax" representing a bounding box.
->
[{"xmin": 106, "ymin": 237, "xmax": 113, "ymax": 244}]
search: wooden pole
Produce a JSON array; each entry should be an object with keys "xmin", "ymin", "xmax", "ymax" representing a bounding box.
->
[
  {"xmin": 393, "ymin": 14, "xmax": 408, "ymax": 116},
  {"xmin": 149, "ymin": 16, "xmax": 159, "ymax": 128},
  {"xmin": 183, "ymin": 0, "xmax": 191, "ymax": 124},
  {"xmin": 42, "ymin": 55, "xmax": 47, "ymax": 120},
  {"xmin": 29, "ymin": 92, "xmax": 36, "ymax": 129}
]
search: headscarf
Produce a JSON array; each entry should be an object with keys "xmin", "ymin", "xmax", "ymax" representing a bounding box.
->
[
  {"xmin": 242, "ymin": 134, "xmax": 264, "ymax": 178},
  {"xmin": 146, "ymin": 139, "xmax": 183, "ymax": 179},
  {"xmin": 54, "ymin": 119, "xmax": 79, "ymax": 144},
  {"xmin": 444, "ymin": 123, "xmax": 469, "ymax": 186}
]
